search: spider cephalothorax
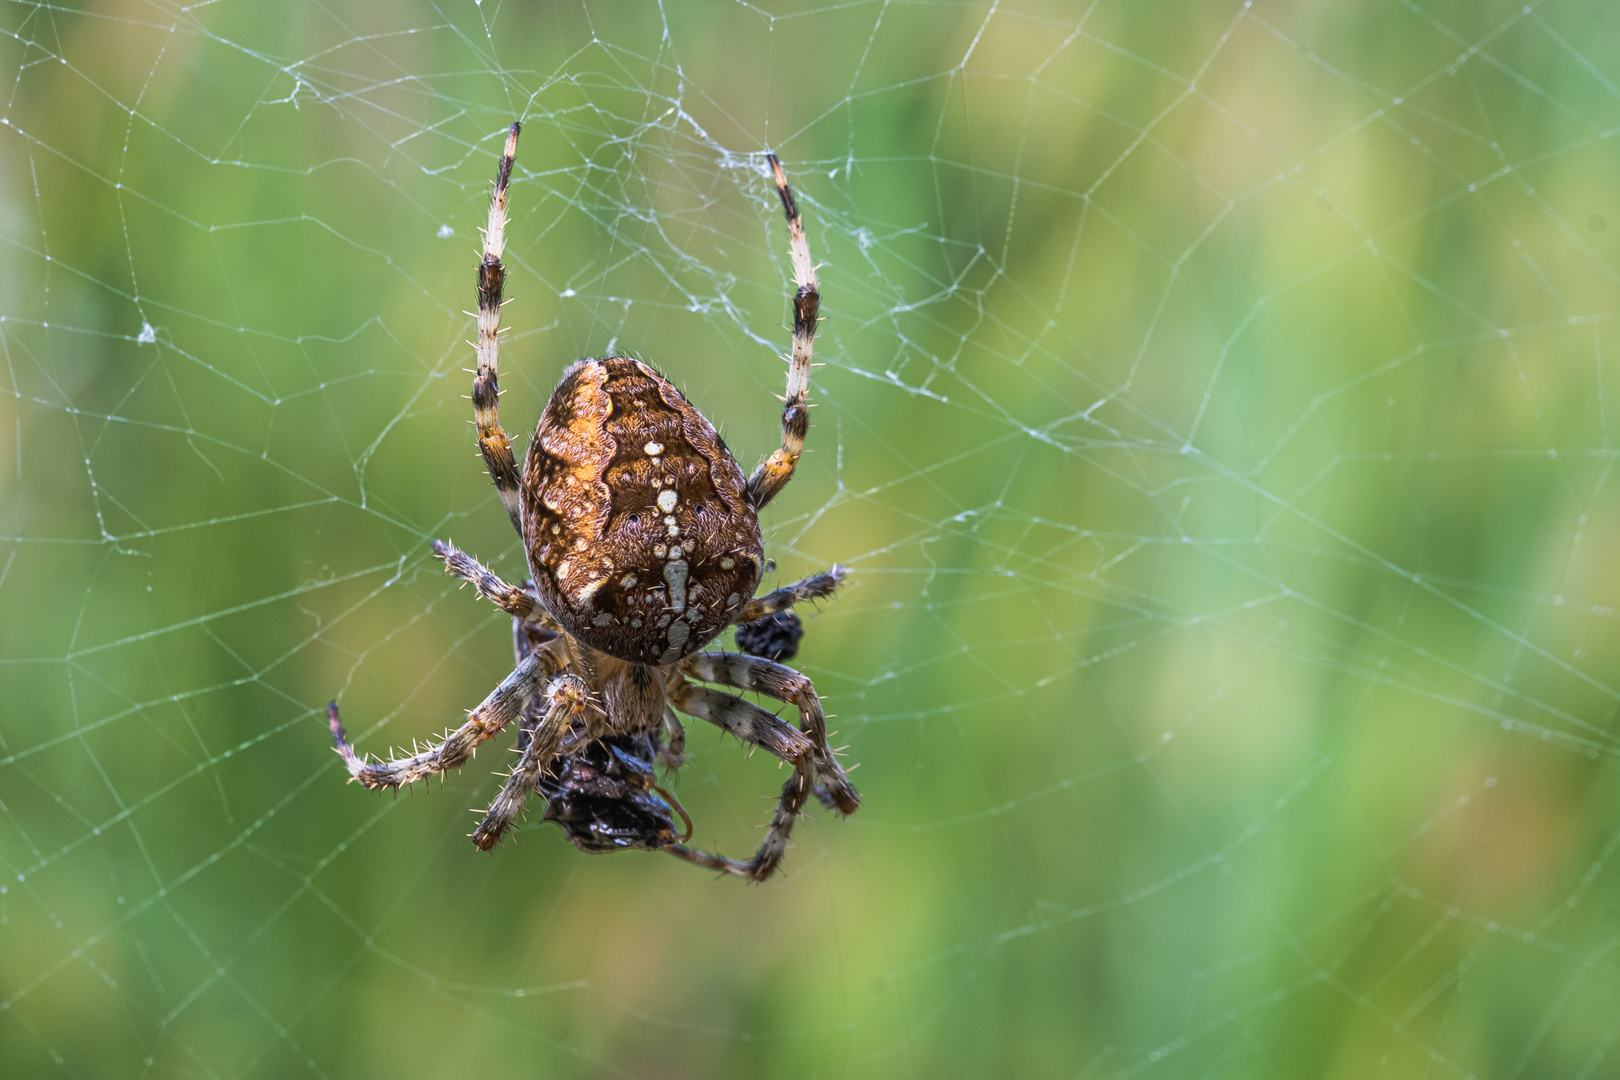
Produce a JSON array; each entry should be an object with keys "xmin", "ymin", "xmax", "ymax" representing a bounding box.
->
[{"xmin": 327, "ymin": 123, "xmax": 858, "ymax": 881}]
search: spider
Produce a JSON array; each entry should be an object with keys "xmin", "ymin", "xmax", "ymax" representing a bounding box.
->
[{"xmin": 326, "ymin": 123, "xmax": 859, "ymax": 881}]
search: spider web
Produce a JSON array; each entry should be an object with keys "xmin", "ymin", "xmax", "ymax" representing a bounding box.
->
[{"xmin": 3, "ymin": 0, "xmax": 1620, "ymax": 1075}]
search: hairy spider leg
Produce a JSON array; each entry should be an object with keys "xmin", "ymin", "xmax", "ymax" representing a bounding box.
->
[
  {"xmin": 329, "ymin": 644, "xmax": 563, "ymax": 789},
  {"xmin": 662, "ymin": 678, "xmax": 825, "ymax": 879},
  {"xmin": 735, "ymin": 565, "xmax": 846, "ymax": 623},
  {"xmin": 746, "ymin": 155, "xmax": 821, "ymax": 511},
  {"xmin": 472, "ymin": 122, "xmax": 525, "ymax": 535},
  {"xmin": 680, "ymin": 651, "xmax": 860, "ymax": 815},
  {"xmin": 659, "ymin": 706, "xmax": 688, "ymax": 771},
  {"xmin": 667, "ymin": 680, "xmax": 815, "ymax": 764},
  {"xmin": 472, "ymin": 673, "xmax": 591, "ymax": 850},
  {"xmin": 666, "ymin": 765, "xmax": 814, "ymax": 882},
  {"xmin": 434, "ymin": 538, "xmax": 557, "ymax": 629}
]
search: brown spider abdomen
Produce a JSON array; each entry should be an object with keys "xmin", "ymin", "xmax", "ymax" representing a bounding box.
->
[{"xmin": 521, "ymin": 357, "xmax": 764, "ymax": 665}]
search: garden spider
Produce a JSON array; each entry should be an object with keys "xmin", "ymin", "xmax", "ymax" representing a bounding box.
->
[{"xmin": 327, "ymin": 123, "xmax": 859, "ymax": 881}]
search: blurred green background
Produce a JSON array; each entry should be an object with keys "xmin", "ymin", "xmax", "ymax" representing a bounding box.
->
[{"xmin": 4, "ymin": 0, "xmax": 1620, "ymax": 1076}]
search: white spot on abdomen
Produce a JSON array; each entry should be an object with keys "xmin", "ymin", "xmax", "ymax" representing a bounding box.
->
[
  {"xmin": 664, "ymin": 559, "xmax": 689, "ymax": 614},
  {"xmin": 645, "ymin": 441, "xmax": 664, "ymax": 456},
  {"xmin": 657, "ymin": 490, "xmax": 678, "ymax": 512},
  {"xmin": 660, "ymin": 619, "xmax": 692, "ymax": 664}
]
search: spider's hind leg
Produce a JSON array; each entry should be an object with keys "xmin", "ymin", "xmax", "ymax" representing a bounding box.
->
[
  {"xmin": 746, "ymin": 155, "xmax": 821, "ymax": 511},
  {"xmin": 471, "ymin": 122, "xmax": 525, "ymax": 535}
]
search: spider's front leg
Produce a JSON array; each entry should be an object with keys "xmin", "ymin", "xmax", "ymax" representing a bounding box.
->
[
  {"xmin": 471, "ymin": 673, "xmax": 591, "ymax": 850},
  {"xmin": 661, "ymin": 674, "xmax": 828, "ymax": 881},
  {"xmin": 667, "ymin": 679, "xmax": 815, "ymax": 764},
  {"xmin": 659, "ymin": 706, "xmax": 688, "ymax": 771},
  {"xmin": 328, "ymin": 640, "xmax": 563, "ymax": 789},
  {"xmin": 680, "ymin": 651, "xmax": 859, "ymax": 815},
  {"xmin": 667, "ymin": 765, "xmax": 814, "ymax": 882}
]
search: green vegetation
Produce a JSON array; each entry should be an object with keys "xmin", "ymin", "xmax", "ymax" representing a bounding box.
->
[{"xmin": 3, "ymin": 1, "xmax": 1619, "ymax": 1076}]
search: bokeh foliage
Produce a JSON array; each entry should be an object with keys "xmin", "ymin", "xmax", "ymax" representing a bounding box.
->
[{"xmin": 4, "ymin": 1, "xmax": 1620, "ymax": 1076}]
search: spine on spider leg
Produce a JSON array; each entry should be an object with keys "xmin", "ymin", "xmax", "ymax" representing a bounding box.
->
[
  {"xmin": 473, "ymin": 122, "xmax": 525, "ymax": 534},
  {"xmin": 432, "ymin": 538, "xmax": 547, "ymax": 625},
  {"xmin": 736, "ymin": 564, "xmax": 847, "ymax": 624},
  {"xmin": 748, "ymin": 155, "xmax": 821, "ymax": 510},
  {"xmin": 327, "ymin": 653, "xmax": 547, "ymax": 791},
  {"xmin": 472, "ymin": 674, "xmax": 589, "ymax": 851}
]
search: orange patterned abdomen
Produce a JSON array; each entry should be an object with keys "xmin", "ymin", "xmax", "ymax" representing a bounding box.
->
[{"xmin": 521, "ymin": 358, "xmax": 764, "ymax": 665}]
